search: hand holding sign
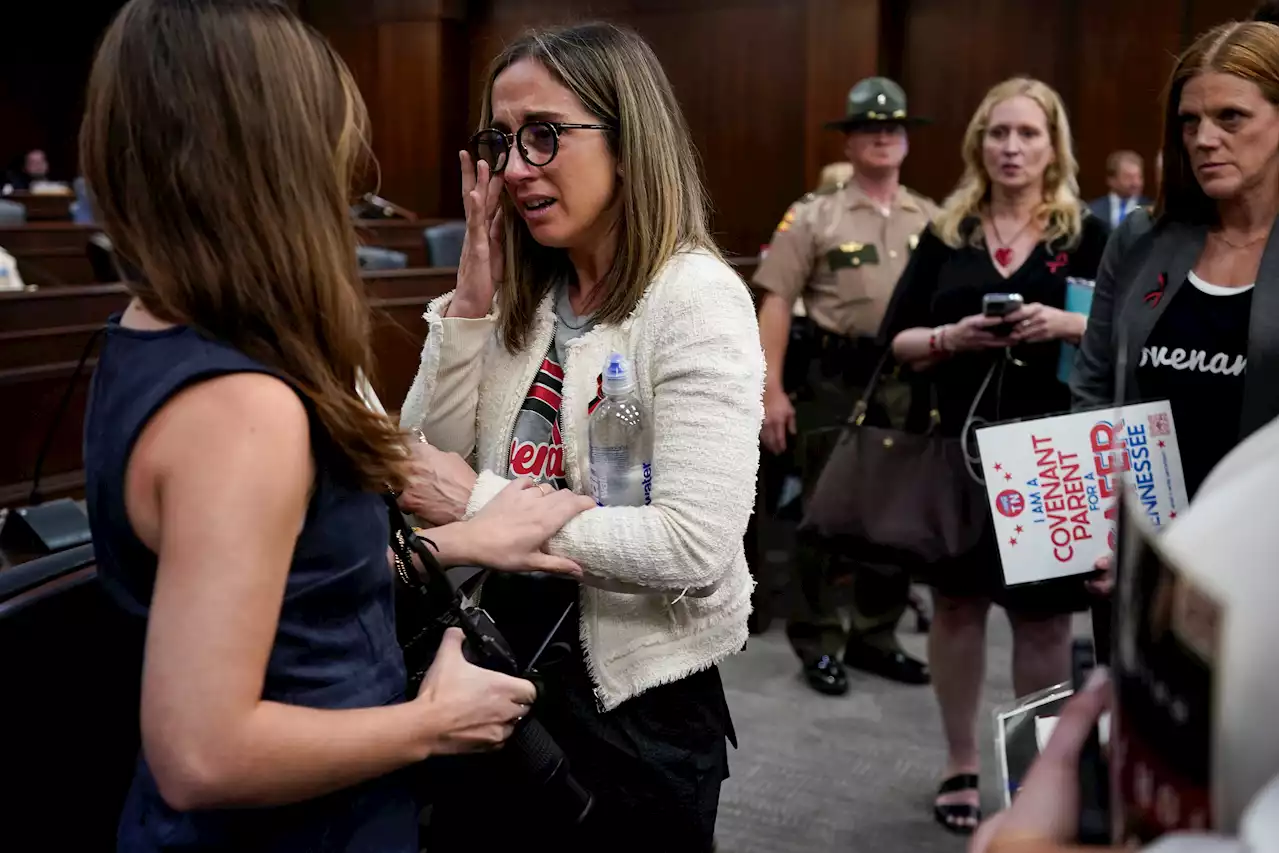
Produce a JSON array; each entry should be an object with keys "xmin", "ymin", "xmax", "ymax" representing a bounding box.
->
[{"xmin": 975, "ymin": 402, "xmax": 1188, "ymax": 587}]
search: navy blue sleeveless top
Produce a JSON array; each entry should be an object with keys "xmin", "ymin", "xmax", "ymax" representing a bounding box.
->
[{"xmin": 84, "ymin": 316, "xmax": 416, "ymax": 852}]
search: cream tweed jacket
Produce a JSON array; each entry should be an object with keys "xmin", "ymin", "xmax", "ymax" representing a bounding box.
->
[{"xmin": 400, "ymin": 248, "xmax": 764, "ymax": 711}]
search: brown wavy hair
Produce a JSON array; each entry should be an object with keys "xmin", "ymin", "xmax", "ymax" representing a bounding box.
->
[
  {"xmin": 478, "ymin": 23, "xmax": 720, "ymax": 353},
  {"xmin": 81, "ymin": 0, "xmax": 407, "ymax": 491},
  {"xmin": 1156, "ymin": 20, "xmax": 1279, "ymax": 225}
]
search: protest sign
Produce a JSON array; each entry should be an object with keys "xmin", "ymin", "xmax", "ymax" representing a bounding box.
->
[{"xmin": 975, "ymin": 401, "xmax": 1188, "ymax": 586}]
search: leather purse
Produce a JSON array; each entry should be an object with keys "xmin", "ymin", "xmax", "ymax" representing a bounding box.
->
[{"xmin": 798, "ymin": 351, "xmax": 988, "ymax": 572}]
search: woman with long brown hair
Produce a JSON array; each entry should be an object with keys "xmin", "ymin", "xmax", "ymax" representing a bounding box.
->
[
  {"xmin": 396, "ymin": 22, "xmax": 763, "ymax": 851},
  {"xmin": 81, "ymin": 1, "xmax": 593, "ymax": 850}
]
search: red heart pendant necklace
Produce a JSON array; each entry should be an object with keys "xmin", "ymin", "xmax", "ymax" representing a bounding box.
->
[{"xmin": 989, "ymin": 216, "xmax": 1034, "ymax": 269}]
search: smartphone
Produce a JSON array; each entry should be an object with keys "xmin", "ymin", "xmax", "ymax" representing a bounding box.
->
[
  {"xmin": 983, "ymin": 292, "xmax": 1025, "ymax": 317},
  {"xmin": 1073, "ymin": 637, "xmax": 1111, "ymax": 844},
  {"xmin": 983, "ymin": 292, "xmax": 1024, "ymax": 337}
]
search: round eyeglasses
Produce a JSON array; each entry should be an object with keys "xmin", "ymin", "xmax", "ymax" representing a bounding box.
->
[{"xmin": 469, "ymin": 121, "xmax": 613, "ymax": 173}]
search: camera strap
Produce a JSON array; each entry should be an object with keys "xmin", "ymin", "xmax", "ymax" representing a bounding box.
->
[{"xmin": 382, "ymin": 493, "xmax": 459, "ymax": 605}]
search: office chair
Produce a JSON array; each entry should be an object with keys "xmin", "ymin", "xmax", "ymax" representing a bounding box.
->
[
  {"xmin": 423, "ymin": 220, "xmax": 466, "ymax": 268},
  {"xmin": 356, "ymin": 246, "xmax": 408, "ymax": 271},
  {"xmin": 0, "ymin": 546, "xmax": 143, "ymax": 848},
  {"xmin": 71, "ymin": 177, "xmax": 96, "ymax": 225},
  {"xmin": 0, "ymin": 199, "xmax": 28, "ymax": 225}
]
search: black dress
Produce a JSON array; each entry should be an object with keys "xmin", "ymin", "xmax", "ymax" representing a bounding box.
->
[{"xmin": 879, "ymin": 214, "xmax": 1109, "ymax": 613}]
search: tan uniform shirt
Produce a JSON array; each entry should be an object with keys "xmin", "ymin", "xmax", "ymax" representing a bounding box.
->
[{"xmin": 754, "ymin": 180, "xmax": 939, "ymax": 338}]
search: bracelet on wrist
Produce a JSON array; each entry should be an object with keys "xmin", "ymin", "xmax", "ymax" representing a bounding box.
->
[{"xmin": 929, "ymin": 325, "xmax": 952, "ymax": 356}]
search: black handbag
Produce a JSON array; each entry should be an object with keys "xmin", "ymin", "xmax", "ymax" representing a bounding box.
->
[{"xmin": 798, "ymin": 350, "xmax": 988, "ymax": 572}]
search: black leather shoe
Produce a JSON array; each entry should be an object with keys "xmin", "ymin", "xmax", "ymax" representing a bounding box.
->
[
  {"xmin": 803, "ymin": 655, "xmax": 849, "ymax": 696},
  {"xmin": 842, "ymin": 643, "xmax": 931, "ymax": 685}
]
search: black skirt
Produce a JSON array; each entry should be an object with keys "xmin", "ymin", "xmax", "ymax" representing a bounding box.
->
[
  {"xmin": 422, "ymin": 573, "xmax": 735, "ymax": 853},
  {"xmin": 921, "ymin": 512, "xmax": 1093, "ymax": 615}
]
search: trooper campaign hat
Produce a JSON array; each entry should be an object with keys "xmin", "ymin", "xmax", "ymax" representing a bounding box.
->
[{"xmin": 824, "ymin": 76, "xmax": 931, "ymax": 130}]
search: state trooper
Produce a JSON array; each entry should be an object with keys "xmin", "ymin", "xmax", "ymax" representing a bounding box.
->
[{"xmin": 753, "ymin": 77, "xmax": 939, "ymax": 695}]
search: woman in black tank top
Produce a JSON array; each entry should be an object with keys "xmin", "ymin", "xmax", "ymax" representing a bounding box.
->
[{"xmin": 80, "ymin": 2, "xmax": 592, "ymax": 851}]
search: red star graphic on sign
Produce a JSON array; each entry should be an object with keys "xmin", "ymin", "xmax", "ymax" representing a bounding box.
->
[
  {"xmin": 1009, "ymin": 537, "xmax": 1018, "ymax": 546},
  {"xmin": 1169, "ymin": 511, "xmax": 1177, "ymax": 518},
  {"xmin": 1004, "ymin": 472, "xmax": 1012, "ymax": 481},
  {"xmin": 1158, "ymin": 440, "xmax": 1166, "ymax": 448},
  {"xmin": 1015, "ymin": 525, "xmax": 1024, "ymax": 534},
  {"xmin": 993, "ymin": 462, "xmax": 1003, "ymax": 472}
]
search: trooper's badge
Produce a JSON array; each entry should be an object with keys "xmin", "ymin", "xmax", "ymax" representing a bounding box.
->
[{"xmin": 827, "ymin": 242, "xmax": 880, "ymax": 269}]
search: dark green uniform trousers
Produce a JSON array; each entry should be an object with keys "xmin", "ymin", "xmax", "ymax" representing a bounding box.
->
[{"xmin": 783, "ymin": 357, "xmax": 912, "ymax": 663}]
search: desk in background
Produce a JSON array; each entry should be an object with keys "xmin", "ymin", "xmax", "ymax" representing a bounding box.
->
[
  {"xmin": 0, "ymin": 223, "xmax": 102, "ymax": 285},
  {"xmin": 4, "ymin": 190, "xmax": 73, "ymax": 222}
]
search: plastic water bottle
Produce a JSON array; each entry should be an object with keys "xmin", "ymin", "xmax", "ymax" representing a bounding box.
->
[{"xmin": 588, "ymin": 353, "xmax": 652, "ymax": 507}]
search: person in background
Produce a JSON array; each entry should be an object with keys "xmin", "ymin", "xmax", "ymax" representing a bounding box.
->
[
  {"xmin": 817, "ymin": 160, "xmax": 854, "ymax": 191},
  {"xmin": 397, "ymin": 22, "xmax": 762, "ymax": 851},
  {"xmin": 80, "ymin": 1, "xmax": 594, "ymax": 850},
  {"xmin": 880, "ymin": 77, "xmax": 1109, "ymax": 834},
  {"xmin": 973, "ymin": 418, "xmax": 1279, "ymax": 853},
  {"xmin": 753, "ymin": 77, "xmax": 937, "ymax": 696},
  {"xmin": 744, "ymin": 157, "xmax": 858, "ymax": 636},
  {"xmin": 4, "ymin": 148, "xmax": 50, "ymax": 193},
  {"xmin": 1071, "ymin": 19, "xmax": 1278, "ymax": 503},
  {"xmin": 1088, "ymin": 150, "xmax": 1151, "ymax": 230}
]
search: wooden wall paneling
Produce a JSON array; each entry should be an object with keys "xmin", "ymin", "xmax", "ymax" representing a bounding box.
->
[
  {"xmin": 627, "ymin": 1, "xmax": 808, "ymax": 256},
  {"xmin": 468, "ymin": 0, "xmax": 810, "ymax": 256},
  {"xmin": 802, "ymin": 0, "xmax": 882, "ymax": 195},
  {"xmin": 899, "ymin": 0, "xmax": 1078, "ymax": 204},
  {"xmin": 376, "ymin": 22, "xmax": 447, "ymax": 217},
  {"xmin": 1071, "ymin": 0, "xmax": 1184, "ymax": 200},
  {"xmin": 306, "ymin": 0, "xmax": 469, "ymax": 219},
  {"xmin": 1184, "ymin": 0, "xmax": 1268, "ymax": 44}
]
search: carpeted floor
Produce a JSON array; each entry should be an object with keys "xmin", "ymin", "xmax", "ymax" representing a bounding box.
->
[{"xmin": 714, "ymin": 603, "xmax": 1018, "ymax": 853}]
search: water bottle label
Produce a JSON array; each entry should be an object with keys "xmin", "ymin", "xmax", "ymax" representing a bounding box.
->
[
  {"xmin": 589, "ymin": 445, "xmax": 628, "ymax": 506},
  {"xmin": 589, "ymin": 446, "xmax": 651, "ymax": 507}
]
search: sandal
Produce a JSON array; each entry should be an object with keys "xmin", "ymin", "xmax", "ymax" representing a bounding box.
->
[{"xmin": 933, "ymin": 773, "xmax": 981, "ymax": 835}]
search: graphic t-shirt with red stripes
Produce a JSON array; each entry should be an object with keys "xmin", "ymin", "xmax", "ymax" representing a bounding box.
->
[{"xmin": 508, "ymin": 285, "xmax": 598, "ymax": 489}]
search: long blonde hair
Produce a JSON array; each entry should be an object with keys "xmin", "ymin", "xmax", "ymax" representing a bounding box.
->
[
  {"xmin": 82, "ymin": 0, "xmax": 407, "ymax": 492},
  {"xmin": 478, "ymin": 22, "xmax": 720, "ymax": 353},
  {"xmin": 934, "ymin": 77, "xmax": 1083, "ymax": 250}
]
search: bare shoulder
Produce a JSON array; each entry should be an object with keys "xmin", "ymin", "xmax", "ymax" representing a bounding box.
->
[{"xmin": 138, "ymin": 372, "xmax": 311, "ymax": 479}]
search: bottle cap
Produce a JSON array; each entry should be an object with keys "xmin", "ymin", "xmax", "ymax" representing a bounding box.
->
[{"xmin": 602, "ymin": 352, "xmax": 636, "ymax": 396}]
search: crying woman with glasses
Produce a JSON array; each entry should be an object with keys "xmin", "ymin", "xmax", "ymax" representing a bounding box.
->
[{"xmin": 395, "ymin": 21, "xmax": 763, "ymax": 853}]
